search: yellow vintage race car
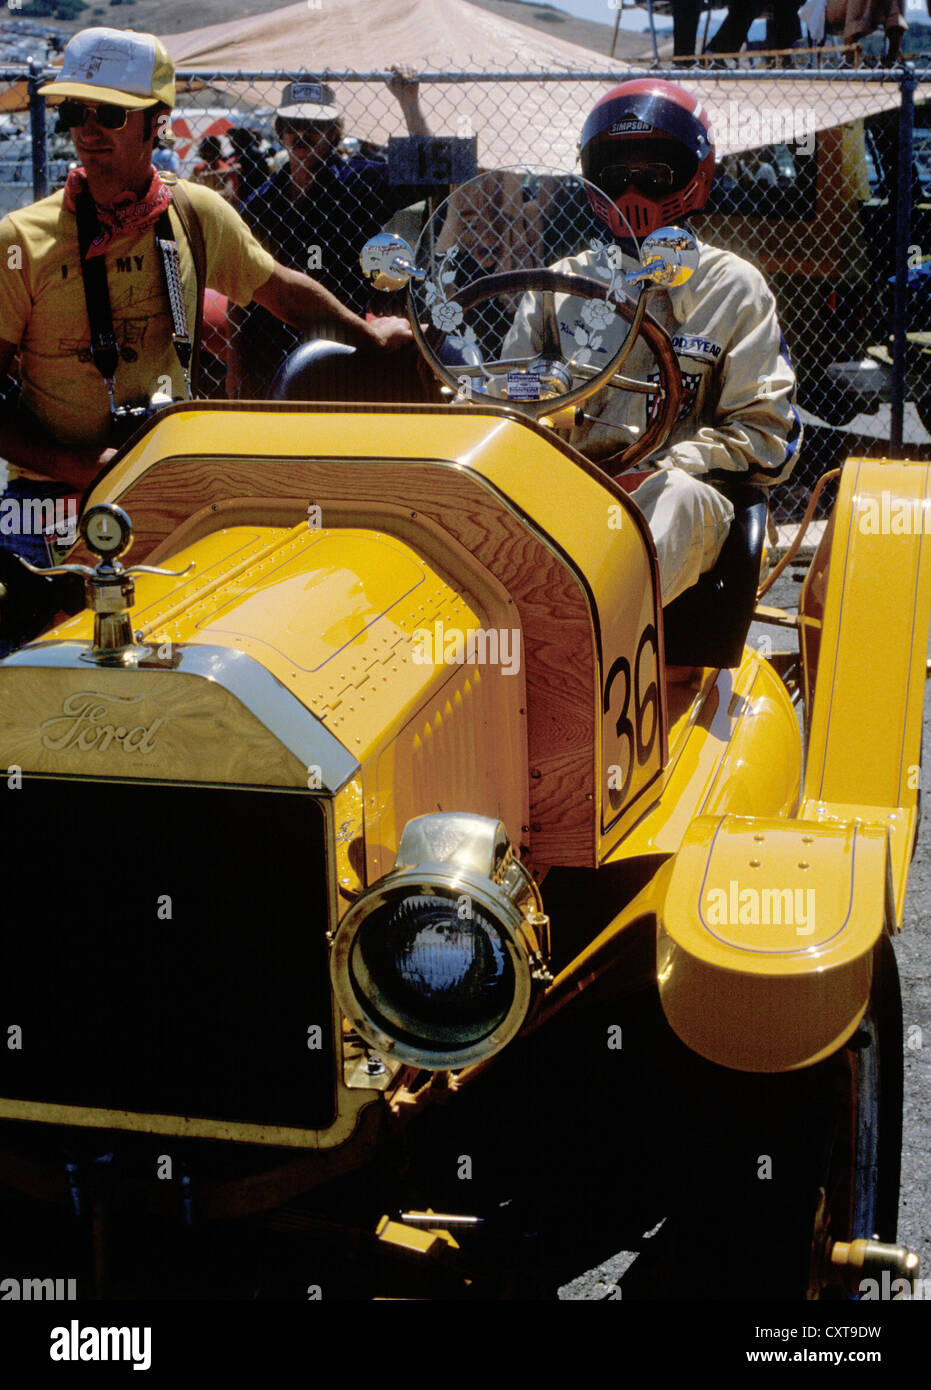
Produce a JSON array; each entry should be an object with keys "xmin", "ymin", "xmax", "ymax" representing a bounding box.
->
[{"xmin": 0, "ymin": 171, "xmax": 925, "ymax": 1302}]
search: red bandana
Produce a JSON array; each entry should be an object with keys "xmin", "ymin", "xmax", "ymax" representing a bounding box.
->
[{"xmin": 64, "ymin": 165, "xmax": 173, "ymax": 259}]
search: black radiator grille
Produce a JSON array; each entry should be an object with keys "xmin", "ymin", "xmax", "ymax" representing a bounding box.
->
[{"xmin": 0, "ymin": 778, "xmax": 337, "ymax": 1133}]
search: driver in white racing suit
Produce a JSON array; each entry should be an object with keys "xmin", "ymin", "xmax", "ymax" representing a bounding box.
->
[{"xmin": 504, "ymin": 80, "xmax": 801, "ymax": 605}]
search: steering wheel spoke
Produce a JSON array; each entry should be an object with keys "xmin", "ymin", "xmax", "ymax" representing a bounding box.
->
[
  {"xmin": 539, "ymin": 291, "xmax": 563, "ymax": 362},
  {"xmin": 570, "ymin": 359, "xmax": 660, "ymax": 396}
]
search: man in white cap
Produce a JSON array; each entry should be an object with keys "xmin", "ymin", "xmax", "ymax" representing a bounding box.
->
[
  {"xmin": 0, "ymin": 27, "xmax": 412, "ymax": 500},
  {"xmin": 232, "ymin": 70, "xmax": 430, "ymax": 398}
]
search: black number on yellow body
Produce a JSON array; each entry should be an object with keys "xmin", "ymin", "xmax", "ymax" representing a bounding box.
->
[
  {"xmin": 634, "ymin": 624, "xmax": 659, "ymax": 764},
  {"xmin": 604, "ymin": 624, "xmax": 660, "ymax": 811},
  {"xmin": 604, "ymin": 654, "xmax": 634, "ymax": 805}
]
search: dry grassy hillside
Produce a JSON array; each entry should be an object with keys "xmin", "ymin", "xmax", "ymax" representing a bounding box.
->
[{"xmin": 13, "ymin": 0, "xmax": 661, "ymax": 61}]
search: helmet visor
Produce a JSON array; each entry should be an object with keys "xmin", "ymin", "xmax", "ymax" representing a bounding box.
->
[
  {"xmin": 600, "ymin": 162, "xmax": 678, "ymax": 196},
  {"xmin": 593, "ymin": 137, "xmax": 696, "ymax": 199}
]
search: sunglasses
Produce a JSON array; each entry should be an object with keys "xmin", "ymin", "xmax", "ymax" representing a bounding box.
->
[
  {"xmin": 57, "ymin": 101, "xmax": 130, "ymax": 131},
  {"xmin": 600, "ymin": 162, "xmax": 678, "ymax": 196},
  {"xmin": 281, "ymin": 125, "xmax": 337, "ymax": 146}
]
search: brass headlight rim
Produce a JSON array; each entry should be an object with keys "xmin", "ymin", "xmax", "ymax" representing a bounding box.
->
[{"xmin": 330, "ymin": 867, "xmax": 540, "ymax": 1071}]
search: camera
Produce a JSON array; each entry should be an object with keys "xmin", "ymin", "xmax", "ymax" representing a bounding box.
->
[{"xmin": 108, "ymin": 391, "xmax": 175, "ymax": 448}]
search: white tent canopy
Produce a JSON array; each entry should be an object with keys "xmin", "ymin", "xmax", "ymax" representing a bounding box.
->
[{"xmin": 165, "ymin": 0, "xmax": 925, "ymax": 163}]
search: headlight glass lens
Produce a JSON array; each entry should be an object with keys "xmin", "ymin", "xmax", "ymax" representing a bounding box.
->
[{"xmin": 350, "ymin": 892, "xmax": 515, "ymax": 1048}]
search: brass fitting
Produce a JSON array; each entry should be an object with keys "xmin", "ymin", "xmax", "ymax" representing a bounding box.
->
[{"xmin": 829, "ymin": 1238, "xmax": 920, "ymax": 1293}]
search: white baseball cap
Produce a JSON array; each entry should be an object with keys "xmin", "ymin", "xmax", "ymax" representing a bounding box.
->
[
  {"xmin": 39, "ymin": 28, "xmax": 175, "ymax": 108},
  {"xmin": 277, "ymin": 82, "xmax": 341, "ymax": 124}
]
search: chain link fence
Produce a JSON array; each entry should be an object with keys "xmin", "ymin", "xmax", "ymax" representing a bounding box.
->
[{"xmin": 0, "ymin": 61, "xmax": 928, "ymax": 521}]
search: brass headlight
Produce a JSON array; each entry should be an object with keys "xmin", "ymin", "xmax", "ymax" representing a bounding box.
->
[{"xmin": 330, "ymin": 814, "xmax": 550, "ymax": 1070}]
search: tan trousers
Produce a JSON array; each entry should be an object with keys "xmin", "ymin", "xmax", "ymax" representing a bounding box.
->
[{"xmin": 633, "ymin": 469, "xmax": 735, "ymax": 607}]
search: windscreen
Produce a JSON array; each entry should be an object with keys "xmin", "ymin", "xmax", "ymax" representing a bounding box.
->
[{"xmin": 409, "ymin": 167, "xmax": 643, "ymax": 408}]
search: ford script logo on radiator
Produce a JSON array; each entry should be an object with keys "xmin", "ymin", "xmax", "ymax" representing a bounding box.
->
[{"xmin": 40, "ymin": 692, "xmax": 163, "ymax": 754}]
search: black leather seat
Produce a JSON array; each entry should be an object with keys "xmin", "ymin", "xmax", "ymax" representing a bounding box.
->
[
  {"xmin": 662, "ymin": 483, "xmax": 768, "ymax": 669},
  {"xmin": 269, "ymin": 338, "xmax": 426, "ymax": 404}
]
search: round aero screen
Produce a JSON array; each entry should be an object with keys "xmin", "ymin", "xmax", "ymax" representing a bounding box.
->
[
  {"xmin": 351, "ymin": 893, "xmax": 515, "ymax": 1049},
  {"xmin": 409, "ymin": 167, "xmax": 640, "ymax": 407}
]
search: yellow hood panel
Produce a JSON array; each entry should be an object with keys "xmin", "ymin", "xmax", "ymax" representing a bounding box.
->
[
  {"xmin": 50, "ymin": 523, "xmax": 487, "ymax": 764},
  {"xmin": 167, "ymin": 528, "xmax": 427, "ymax": 671}
]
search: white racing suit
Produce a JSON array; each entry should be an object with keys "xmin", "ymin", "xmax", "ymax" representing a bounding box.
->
[{"xmin": 502, "ymin": 239, "xmax": 801, "ymax": 604}]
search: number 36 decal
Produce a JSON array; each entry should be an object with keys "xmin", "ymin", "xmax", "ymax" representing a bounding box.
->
[{"xmin": 602, "ymin": 624, "xmax": 659, "ymax": 809}]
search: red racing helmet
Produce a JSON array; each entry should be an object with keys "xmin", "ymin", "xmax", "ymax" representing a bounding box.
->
[{"xmin": 580, "ymin": 79, "xmax": 715, "ymax": 240}]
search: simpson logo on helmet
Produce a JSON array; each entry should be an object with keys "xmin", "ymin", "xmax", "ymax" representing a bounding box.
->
[{"xmin": 609, "ymin": 118, "xmax": 654, "ymax": 135}]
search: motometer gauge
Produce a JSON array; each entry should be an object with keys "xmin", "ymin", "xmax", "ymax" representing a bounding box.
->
[{"xmin": 82, "ymin": 503, "xmax": 134, "ymax": 561}]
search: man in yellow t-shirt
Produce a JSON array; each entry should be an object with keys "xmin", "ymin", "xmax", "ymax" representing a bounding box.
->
[
  {"xmin": 0, "ymin": 179, "xmax": 276, "ymax": 453},
  {"xmin": 0, "ymin": 26, "xmax": 411, "ymax": 494}
]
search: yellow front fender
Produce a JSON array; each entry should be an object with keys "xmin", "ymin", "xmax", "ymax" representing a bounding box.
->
[{"xmin": 659, "ymin": 813, "xmax": 891, "ymax": 1072}]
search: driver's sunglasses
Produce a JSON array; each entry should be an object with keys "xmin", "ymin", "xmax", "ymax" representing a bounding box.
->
[
  {"xmin": 57, "ymin": 100, "xmax": 130, "ymax": 131},
  {"xmin": 600, "ymin": 162, "xmax": 677, "ymax": 196}
]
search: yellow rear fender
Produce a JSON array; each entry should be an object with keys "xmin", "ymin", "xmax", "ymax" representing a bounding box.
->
[
  {"xmin": 801, "ymin": 457, "xmax": 931, "ymax": 925},
  {"xmin": 659, "ymin": 813, "xmax": 892, "ymax": 1072}
]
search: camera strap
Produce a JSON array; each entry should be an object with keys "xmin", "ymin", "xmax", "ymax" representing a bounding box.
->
[
  {"xmin": 155, "ymin": 213, "xmax": 193, "ymax": 397},
  {"xmin": 165, "ymin": 180, "xmax": 205, "ymax": 393},
  {"xmin": 76, "ymin": 188, "xmax": 195, "ymax": 411},
  {"xmin": 75, "ymin": 189, "xmax": 120, "ymax": 418}
]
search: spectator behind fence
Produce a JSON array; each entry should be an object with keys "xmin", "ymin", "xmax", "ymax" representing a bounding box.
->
[
  {"xmin": 228, "ymin": 126, "xmax": 269, "ymax": 206},
  {"xmin": 230, "ymin": 68, "xmax": 431, "ymax": 399},
  {"xmin": 672, "ymin": 0, "xmax": 800, "ymax": 57},
  {"xmin": 151, "ymin": 121, "xmax": 180, "ymax": 173},
  {"xmin": 191, "ymin": 134, "xmax": 237, "ymax": 202},
  {"xmin": 739, "ymin": 148, "xmax": 779, "ymax": 187},
  {"xmin": 824, "ymin": 0, "xmax": 906, "ymax": 60},
  {"xmin": 434, "ymin": 170, "xmax": 541, "ymax": 359}
]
